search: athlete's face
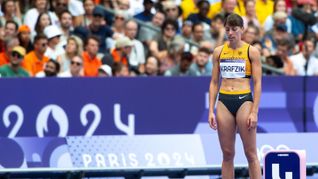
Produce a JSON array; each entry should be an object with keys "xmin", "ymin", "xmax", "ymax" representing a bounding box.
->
[{"xmin": 225, "ymin": 25, "xmax": 243, "ymax": 42}]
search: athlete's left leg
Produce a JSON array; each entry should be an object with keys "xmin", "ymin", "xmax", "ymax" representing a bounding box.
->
[{"xmin": 236, "ymin": 101, "xmax": 262, "ymax": 179}]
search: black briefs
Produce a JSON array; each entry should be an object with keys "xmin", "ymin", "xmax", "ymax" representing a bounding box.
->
[{"xmin": 218, "ymin": 92, "xmax": 253, "ymax": 117}]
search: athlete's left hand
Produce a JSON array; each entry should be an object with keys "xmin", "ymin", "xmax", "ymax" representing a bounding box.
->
[{"xmin": 247, "ymin": 112, "xmax": 258, "ymax": 130}]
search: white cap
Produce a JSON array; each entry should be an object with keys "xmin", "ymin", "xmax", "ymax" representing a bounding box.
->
[
  {"xmin": 115, "ymin": 36, "xmax": 134, "ymax": 48},
  {"xmin": 44, "ymin": 25, "xmax": 62, "ymax": 39},
  {"xmin": 99, "ymin": 65, "xmax": 112, "ymax": 76}
]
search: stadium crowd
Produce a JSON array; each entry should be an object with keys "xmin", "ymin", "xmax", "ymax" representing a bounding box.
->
[{"xmin": 0, "ymin": 0, "xmax": 318, "ymax": 77}]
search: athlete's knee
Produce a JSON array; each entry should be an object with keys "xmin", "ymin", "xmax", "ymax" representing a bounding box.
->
[
  {"xmin": 222, "ymin": 148, "xmax": 235, "ymax": 161},
  {"xmin": 244, "ymin": 149, "xmax": 258, "ymax": 163}
]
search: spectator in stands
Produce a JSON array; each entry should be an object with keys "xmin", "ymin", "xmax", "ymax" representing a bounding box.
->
[
  {"xmin": 96, "ymin": 3, "xmax": 114, "ymax": 26},
  {"xmin": 290, "ymin": 36, "xmax": 318, "ymax": 76},
  {"xmin": 17, "ymin": 25, "xmax": 33, "ymax": 53},
  {"xmin": 0, "ymin": 36, "xmax": 19, "ymax": 66},
  {"xmin": 254, "ymin": 0, "xmax": 274, "ymax": 26},
  {"xmin": 111, "ymin": 36, "xmax": 133, "ymax": 68},
  {"xmin": 35, "ymin": 59, "xmax": 60, "ymax": 77},
  {"xmin": 83, "ymin": 0, "xmax": 95, "ymax": 27},
  {"xmin": 111, "ymin": 10, "xmax": 128, "ymax": 38},
  {"xmin": 98, "ymin": 64, "xmax": 112, "ymax": 77},
  {"xmin": 112, "ymin": 62, "xmax": 130, "ymax": 77},
  {"xmin": 262, "ymin": 13, "xmax": 295, "ymax": 55},
  {"xmin": 138, "ymin": 11, "xmax": 165, "ymax": 46},
  {"xmin": 242, "ymin": 0, "xmax": 260, "ymax": 29},
  {"xmin": 243, "ymin": 25, "xmax": 260, "ymax": 44},
  {"xmin": 50, "ymin": 0, "xmax": 68, "ymax": 18},
  {"xmin": 188, "ymin": 47, "xmax": 212, "ymax": 76},
  {"xmin": 73, "ymin": 6, "xmax": 113, "ymax": 52},
  {"xmin": 180, "ymin": 0, "xmax": 197, "ymax": 20},
  {"xmin": 117, "ymin": 0, "xmax": 130, "ymax": 12},
  {"xmin": 187, "ymin": 0, "xmax": 211, "ymax": 25},
  {"xmin": 100, "ymin": 0, "xmax": 114, "ymax": 9},
  {"xmin": 24, "ymin": 0, "xmax": 59, "ymax": 31},
  {"xmin": 209, "ymin": 0, "xmax": 243, "ymax": 19},
  {"xmin": 263, "ymin": 55, "xmax": 284, "ymax": 75},
  {"xmin": 134, "ymin": 0, "xmax": 154, "ymax": 22},
  {"xmin": 0, "ymin": 22, "xmax": 5, "ymax": 52},
  {"xmin": 181, "ymin": 20, "xmax": 192, "ymax": 41},
  {"xmin": 82, "ymin": 35, "xmax": 102, "ymax": 77},
  {"xmin": 124, "ymin": 20, "xmax": 145, "ymax": 74},
  {"xmin": 32, "ymin": 12, "xmax": 52, "ymax": 40},
  {"xmin": 44, "ymin": 25, "xmax": 64, "ymax": 60},
  {"xmin": 57, "ymin": 36, "xmax": 83, "ymax": 73},
  {"xmin": 0, "ymin": 0, "xmax": 22, "ymax": 26},
  {"xmin": 164, "ymin": 51, "xmax": 193, "ymax": 76},
  {"xmin": 58, "ymin": 10, "xmax": 73, "ymax": 48},
  {"xmin": 293, "ymin": 0, "xmax": 316, "ymax": 40},
  {"xmin": 275, "ymin": 38, "xmax": 296, "ymax": 75},
  {"xmin": 22, "ymin": 34, "xmax": 49, "ymax": 76},
  {"xmin": 0, "ymin": 46, "xmax": 29, "ymax": 77},
  {"xmin": 58, "ymin": 55, "xmax": 83, "ymax": 77},
  {"xmin": 180, "ymin": 20, "xmax": 195, "ymax": 52},
  {"xmin": 53, "ymin": 0, "xmax": 85, "ymax": 27},
  {"xmin": 4, "ymin": 20, "xmax": 18, "ymax": 37},
  {"xmin": 192, "ymin": 22, "xmax": 205, "ymax": 45},
  {"xmin": 208, "ymin": 14, "xmax": 226, "ymax": 48},
  {"xmin": 144, "ymin": 56, "xmax": 159, "ymax": 76},
  {"xmin": 111, "ymin": 0, "xmax": 133, "ymax": 15},
  {"xmin": 264, "ymin": 0, "xmax": 292, "ymax": 33},
  {"xmin": 149, "ymin": 19, "xmax": 178, "ymax": 61},
  {"xmin": 162, "ymin": 1, "xmax": 181, "ymax": 27}
]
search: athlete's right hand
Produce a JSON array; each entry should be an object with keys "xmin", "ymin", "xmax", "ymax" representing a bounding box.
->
[{"xmin": 208, "ymin": 112, "xmax": 217, "ymax": 130}]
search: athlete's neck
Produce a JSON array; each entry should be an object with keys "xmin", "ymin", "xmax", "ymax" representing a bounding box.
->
[{"xmin": 228, "ymin": 41, "xmax": 243, "ymax": 49}]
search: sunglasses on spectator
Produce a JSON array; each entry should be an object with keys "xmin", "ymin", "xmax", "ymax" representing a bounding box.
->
[
  {"xmin": 124, "ymin": 46, "xmax": 132, "ymax": 49},
  {"xmin": 115, "ymin": 16, "xmax": 125, "ymax": 20},
  {"xmin": 56, "ymin": 2, "xmax": 67, "ymax": 6},
  {"xmin": 11, "ymin": 52, "xmax": 23, "ymax": 59},
  {"xmin": 165, "ymin": 26, "xmax": 175, "ymax": 31},
  {"xmin": 166, "ymin": 8, "xmax": 177, "ymax": 12},
  {"xmin": 71, "ymin": 61, "xmax": 82, "ymax": 66}
]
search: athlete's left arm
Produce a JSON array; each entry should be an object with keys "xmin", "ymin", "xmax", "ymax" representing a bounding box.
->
[{"xmin": 249, "ymin": 46, "xmax": 262, "ymax": 129}]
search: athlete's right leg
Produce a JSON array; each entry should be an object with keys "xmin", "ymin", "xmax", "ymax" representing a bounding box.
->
[{"xmin": 216, "ymin": 101, "xmax": 236, "ymax": 179}]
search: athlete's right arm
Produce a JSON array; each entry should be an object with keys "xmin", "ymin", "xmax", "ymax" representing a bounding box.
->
[{"xmin": 208, "ymin": 46, "xmax": 222, "ymax": 130}]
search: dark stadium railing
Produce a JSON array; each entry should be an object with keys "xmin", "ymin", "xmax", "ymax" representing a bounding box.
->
[{"xmin": 0, "ymin": 164, "xmax": 317, "ymax": 178}]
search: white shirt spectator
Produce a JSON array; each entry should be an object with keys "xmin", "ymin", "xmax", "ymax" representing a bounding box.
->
[
  {"xmin": 58, "ymin": 70, "xmax": 72, "ymax": 77},
  {"xmin": 129, "ymin": 39, "xmax": 145, "ymax": 67},
  {"xmin": 35, "ymin": 71, "xmax": 45, "ymax": 77},
  {"xmin": 290, "ymin": 53, "xmax": 318, "ymax": 76},
  {"xmin": 24, "ymin": 9, "xmax": 59, "ymax": 31},
  {"xmin": 68, "ymin": 0, "xmax": 85, "ymax": 16},
  {"xmin": 129, "ymin": 0, "xmax": 144, "ymax": 15},
  {"xmin": 45, "ymin": 46, "xmax": 65, "ymax": 60}
]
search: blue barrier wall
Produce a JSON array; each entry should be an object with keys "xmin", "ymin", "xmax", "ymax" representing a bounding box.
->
[{"xmin": 0, "ymin": 76, "xmax": 317, "ymax": 137}]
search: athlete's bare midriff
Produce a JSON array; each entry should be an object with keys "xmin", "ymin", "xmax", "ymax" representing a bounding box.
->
[{"xmin": 220, "ymin": 78, "xmax": 251, "ymax": 92}]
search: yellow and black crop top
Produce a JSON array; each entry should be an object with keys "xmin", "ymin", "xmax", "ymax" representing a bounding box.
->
[{"xmin": 219, "ymin": 42, "xmax": 251, "ymax": 78}]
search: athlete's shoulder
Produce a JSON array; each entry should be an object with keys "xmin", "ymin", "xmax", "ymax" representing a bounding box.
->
[
  {"xmin": 248, "ymin": 44, "xmax": 260, "ymax": 61},
  {"xmin": 248, "ymin": 44, "xmax": 260, "ymax": 55},
  {"xmin": 213, "ymin": 45, "xmax": 224, "ymax": 56}
]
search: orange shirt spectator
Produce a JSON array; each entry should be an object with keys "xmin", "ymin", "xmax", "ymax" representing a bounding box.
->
[
  {"xmin": 22, "ymin": 34, "xmax": 49, "ymax": 76},
  {"xmin": 0, "ymin": 36, "xmax": 20, "ymax": 66},
  {"xmin": 0, "ymin": 52, "xmax": 10, "ymax": 66},
  {"xmin": 111, "ymin": 49, "xmax": 128, "ymax": 65},
  {"xmin": 82, "ymin": 51, "xmax": 101, "ymax": 77},
  {"xmin": 22, "ymin": 51, "xmax": 49, "ymax": 76},
  {"xmin": 82, "ymin": 35, "xmax": 102, "ymax": 77},
  {"xmin": 111, "ymin": 36, "xmax": 134, "ymax": 66}
]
